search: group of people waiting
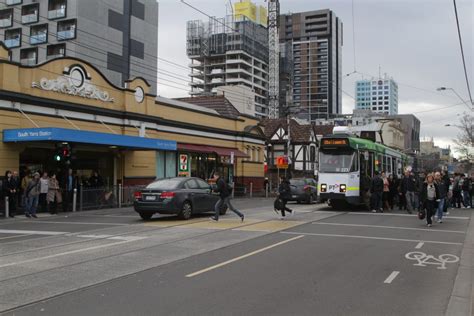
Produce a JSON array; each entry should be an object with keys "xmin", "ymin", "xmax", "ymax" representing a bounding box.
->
[
  {"xmin": 2, "ymin": 169, "xmax": 105, "ymax": 218},
  {"xmin": 369, "ymin": 169, "xmax": 472, "ymax": 227}
]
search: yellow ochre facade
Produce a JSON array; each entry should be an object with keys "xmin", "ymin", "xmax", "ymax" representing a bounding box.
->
[{"xmin": 0, "ymin": 43, "xmax": 265, "ymax": 189}]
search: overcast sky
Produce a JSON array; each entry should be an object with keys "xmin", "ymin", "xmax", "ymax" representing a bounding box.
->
[{"xmin": 155, "ymin": 0, "xmax": 473, "ymax": 153}]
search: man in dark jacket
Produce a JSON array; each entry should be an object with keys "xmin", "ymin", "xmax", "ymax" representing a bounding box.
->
[
  {"xmin": 435, "ymin": 172, "xmax": 447, "ymax": 223},
  {"xmin": 370, "ymin": 171, "xmax": 384, "ymax": 213},
  {"xmin": 277, "ymin": 176, "xmax": 294, "ymax": 218},
  {"xmin": 211, "ymin": 171, "xmax": 244, "ymax": 222},
  {"xmin": 400, "ymin": 170, "xmax": 416, "ymax": 214},
  {"xmin": 461, "ymin": 174, "xmax": 472, "ymax": 208},
  {"xmin": 62, "ymin": 168, "xmax": 79, "ymax": 212}
]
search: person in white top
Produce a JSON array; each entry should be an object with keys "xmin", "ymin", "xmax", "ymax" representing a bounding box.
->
[{"xmin": 39, "ymin": 171, "xmax": 49, "ymax": 213}]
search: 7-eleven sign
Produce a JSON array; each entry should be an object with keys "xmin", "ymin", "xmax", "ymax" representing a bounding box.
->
[{"xmin": 179, "ymin": 154, "xmax": 189, "ymax": 172}]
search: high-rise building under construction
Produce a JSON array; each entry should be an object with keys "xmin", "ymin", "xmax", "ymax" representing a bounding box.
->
[
  {"xmin": 279, "ymin": 9, "xmax": 343, "ymax": 122},
  {"xmin": 186, "ymin": 1, "xmax": 269, "ymax": 118}
]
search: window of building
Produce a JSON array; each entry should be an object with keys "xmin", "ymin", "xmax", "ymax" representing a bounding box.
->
[
  {"xmin": 372, "ymin": 107, "xmax": 377, "ymax": 110},
  {"xmin": 20, "ymin": 47, "xmax": 37, "ymax": 65},
  {"xmin": 0, "ymin": 8, "xmax": 13, "ymax": 28},
  {"xmin": 47, "ymin": 43, "xmax": 65, "ymax": 59},
  {"xmin": 378, "ymin": 107, "xmax": 383, "ymax": 110},
  {"xmin": 30, "ymin": 24, "xmax": 48, "ymax": 45},
  {"xmin": 384, "ymin": 85, "xmax": 389, "ymax": 89},
  {"xmin": 384, "ymin": 96, "xmax": 389, "ymax": 99},
  {"xmin": 372, "ymin": 91, "xmax": 377, "ymax": 95},
  {"xmin": 384, "ymin": 106, "xmax": 389, "ymax": 110},
  {"xmin": 21, "ymin": 3, "xmax": 39, "ymax": 24},
  {"xmin": 372, "ymin": 102, "xmax": 376, "ymax": 105},
  {"xmin": 57, "ymin": 19, "xmax": 76, "ymax": 40},
  {"xmin": 378, "ymin": 91, "xmax": 383, "ymax": 95},
  {"xmin": 384, "ymin": 101, "xmax": 389, "ymax": 105},
  {"xmin": 384, "ymin": 91, "xmax": 389, "ymax": 95},
  {"xmin": 378, "ymin": 96, "xmax": 383, "ymax": 100},
  {"xmin": 48, "ymin": 0, "xmax": 67, "ymax": 19},
  {"xmin": 4, "ymin": 28, "xmax": 21, "ymax": 48},
  {"xmin": 6, "ymin": 0, "xmax": 22, "ymax": 5}
]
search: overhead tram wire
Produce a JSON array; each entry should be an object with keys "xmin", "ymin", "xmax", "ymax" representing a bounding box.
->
[{"xmin": 452, "ymin": 0, "xmax": 473, "ymax": 108}]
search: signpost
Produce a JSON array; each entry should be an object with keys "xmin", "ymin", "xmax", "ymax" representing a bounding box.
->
[{"xmin": 178, "ymin": 154, "xmax": 190, "ymax": 177}]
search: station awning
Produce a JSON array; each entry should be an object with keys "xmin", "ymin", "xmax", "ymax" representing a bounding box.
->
[
  {"xmin": 3, "ymin": 128, "xmax": 177, "ymax": 151},
  {"xmin": 178, "ymin": 143, "xmax": 248, "ymax": 158}
]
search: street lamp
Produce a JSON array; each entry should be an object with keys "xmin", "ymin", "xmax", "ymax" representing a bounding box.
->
[{"xmin": 436, "ymin": 87, "xmax": 473, "ymax": 110}]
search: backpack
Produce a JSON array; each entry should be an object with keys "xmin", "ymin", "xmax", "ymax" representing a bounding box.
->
[
  {"xmin": 274, "ymin": 198, "xmax": 285, "ymax": 211},
  {"xmin": 418, "ymin": 209, "xmax": 426, "ymax": 220}
]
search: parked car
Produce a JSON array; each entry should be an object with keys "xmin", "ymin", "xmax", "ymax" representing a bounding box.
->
[
  {"xmin": 288, "ymin": 178, "xmax": 318, "ymax": 204},
  {"xmin": 133, "ymin": 177, "xmax": 227, "ymax": 220}
]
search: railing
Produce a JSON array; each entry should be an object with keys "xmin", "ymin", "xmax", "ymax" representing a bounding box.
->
[
  {"xmin": 4, "ymin": 38, "xmax": 20, "ymax": 48},
  {"xmin": 21, "ymin": 57, "xmax": 37, "ymax": 66},
  {"xmin": 21, "ymin": 14, "xmax": 38, "ymax": 24},
  {"xmin": 78, "ymin": 185, "xmax": 145, "ymax": 211},
  {"xmin": 6, "ymin": 0, "xmax": 22, "ymax": 4},
  {"xmin": 0, "ymin": 19, "xmax": 12, "ymax": 28},
  {"xmin": 57, "ymin": 29, "xmax": 75, "ymax": 40},
  {"xmin": 30, "ymin": 33, "xmax": 47, "ymax": 44},
  {"xmin": 48, "ymin": 8, "xmax": 66, "ymax": 19}
]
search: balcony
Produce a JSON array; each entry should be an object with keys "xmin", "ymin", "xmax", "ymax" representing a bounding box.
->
[
  {"xmin": 21, "ymin": 57, "xmax": 36, "ymax": 65},
  {"xmin": 48, "ymin": 7, "xmax": 66, "ymax": 19},
  {"xmin": 6, "ymin": 0, "xmax": 22, "ymax": 4},
  {"xmin": 0, "ymin": 10, "xmax": 13, "ymax": 27},
  {"xmin": 30, "ymin": 33, "xmax": 47, "ymax": 44},
  {"xmin": 22, "ymin": 13, "xmax": 38, "ymax": 24},
  {"xmin": 5, "ymin": 38, "xmax": 20, "ymax": 48}
]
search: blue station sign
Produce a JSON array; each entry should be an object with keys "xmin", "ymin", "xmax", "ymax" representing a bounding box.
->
[{"xmin": 3, "ymin": 127, "xmax": 177, "ymax": 151}]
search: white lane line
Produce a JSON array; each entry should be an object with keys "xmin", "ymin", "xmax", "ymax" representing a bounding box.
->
[
  {"xmin": 351, "ymin": 213, "xmax": 470, "ymax": 220},
  {"xmin": 415, "ymin": 242, "xmax": 424, "ymax": 249},
  {"xmin": 384, "ymin": 271, "xmax": 400, "ymax": 284},
  {"xmin": 0, "ymin": 229, "xmax": 67, "ymax": 236},
  {"xmin": 73, "ymin": 234, "xmax": 145, "ymax": 241},
  {"xmin": 0, "ymin": 234, "xmax": 28, "ymax": 240},
  {"xmin": 27, "ymin": 220, "xmax": 128, "ymax": 226},
  {"xmin": 280, "ymin": 231, "xmax": 463, "ymax": 246},
  {"xmin": 0, "ymin": 239, "xmax": 135, "ymax": 269},
  {"xmin": 186, "ymin": 235, "xmax": 305, "ymax": 278},
  {"xmin": 312, "ymin": 222, "xmax": 465, "ymax": 234}
]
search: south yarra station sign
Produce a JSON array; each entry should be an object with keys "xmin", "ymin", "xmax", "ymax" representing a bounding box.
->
[{"xmin": 32, "ymin": 65, "xmax": 114, "ymax": 103}]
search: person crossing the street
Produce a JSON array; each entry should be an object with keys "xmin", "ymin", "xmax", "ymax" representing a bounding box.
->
[
  {"xmin": 277, "ymin": 176, "xmax": 295, "ymax": 219},
  {"xmin": 210, "ymin": 171, "xmax": 244, "ymax": 222},
  {"xmin": 421, "ymin": 173, "xmax": 440, "ymax": 227}
]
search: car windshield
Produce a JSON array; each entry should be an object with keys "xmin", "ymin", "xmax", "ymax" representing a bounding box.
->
[
  {"xmin": 290, "ymin": 179, "xmax": 306, "ymax": 186},
  {"xmin": 146, "ymin": 178, "xmax": 182, "ymax": 190},
  {"xmin": 319, "ymin": 151, "xmax": 356, "ymax": 173}
]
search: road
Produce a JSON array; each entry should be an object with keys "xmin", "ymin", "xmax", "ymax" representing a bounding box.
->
[{"xmin": 0, "ymin": 199, "xmax": 472, "ymax": 315}]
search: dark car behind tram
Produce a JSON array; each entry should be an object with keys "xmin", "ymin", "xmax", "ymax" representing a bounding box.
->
[
  {"xmin": 133, "ymin": 177, "xmax": 227, "ymax": 220},
  {"xmin": 288, "ymin": 178, "xmax": 318, "ymax": 204}
]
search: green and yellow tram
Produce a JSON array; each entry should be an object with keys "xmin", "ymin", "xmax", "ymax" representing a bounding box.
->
[{"xmin": 318, "ymin": 133, "xmax": 407, "ymax": 208}]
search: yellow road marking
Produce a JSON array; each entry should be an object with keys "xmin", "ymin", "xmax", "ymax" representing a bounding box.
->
[
  {"xmin": 183, "ymin": 219, "xmax": 261, "ymax": 230},
  {"xmin": 143, "ymin": 217, "xmax": 207, "ymax": 227},
  {"xmin": 186, "ymin": 235, "xmax": 305, "ymax": 277},
  {"xmin": 234, "ymin": 220, "xmax": 305, "ymax": 232}
]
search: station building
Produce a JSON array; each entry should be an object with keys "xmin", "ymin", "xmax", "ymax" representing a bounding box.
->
[{"xmin": 0, "ymin": 43, "xmax": 265, "ymax": 189}]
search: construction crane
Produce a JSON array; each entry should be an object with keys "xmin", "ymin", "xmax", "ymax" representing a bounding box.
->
[{"xmin": 266, "ymin": 0, "xmax": 280, "ymax": 119}]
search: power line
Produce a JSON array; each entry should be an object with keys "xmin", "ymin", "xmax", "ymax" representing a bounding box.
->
[{"xmin": 452, "ymin": 0, "xmax": 473, "ymax": 107}]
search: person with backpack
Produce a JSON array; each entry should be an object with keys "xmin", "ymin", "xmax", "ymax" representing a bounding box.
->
[
  {"xmin": 420, "ymin": 173, "xmax": 440, "ymax": 227},
  {"xmin": 210, "ymin": 171, "xmax": 244, "ymax": 222},
  {"xmin": 461, "ymin": 174, "xmax": 472, "ymax": 208},
  {"xmin": 370, "ymin": 171, "xmax": 384, "ymax": 213},
  {"xmin": 276, "ymin": 176, "xmax": 294, "ymax": 219},
  {"xmin": 25, "ymin": 172, "xmax": 41, "ymax": 218}
]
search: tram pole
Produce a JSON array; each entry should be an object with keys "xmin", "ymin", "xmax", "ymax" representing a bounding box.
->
[
  {"xmin": 4, "ymin": 196, "xmax": 9, "ymax": 218},
  {"xmin": 72, "ymin": 188, "xmax": 77, "ymax": 212}
]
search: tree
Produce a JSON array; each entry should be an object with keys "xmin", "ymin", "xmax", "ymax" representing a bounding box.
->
[{"xmin": 453, "ymin": 113, "xmax": 473, "ymax": 170}]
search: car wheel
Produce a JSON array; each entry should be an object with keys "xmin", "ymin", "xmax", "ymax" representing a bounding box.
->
[
  {"xmin": 179, "ymin": 201, "xmax": 193, "ymax": 220},
  {"xmin": 139, "ymin": 212, "xmax": 153, "ymax": 221},
  {"xmin": 219, "ymin": 206, "xmax": 228, "ymax": 215}
]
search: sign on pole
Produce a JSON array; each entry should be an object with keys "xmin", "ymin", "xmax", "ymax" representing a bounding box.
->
[{"xmin": 276, "ymin": 155, "xmax": 289, "ymax": 169}]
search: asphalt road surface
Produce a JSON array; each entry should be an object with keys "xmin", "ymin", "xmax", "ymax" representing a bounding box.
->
[{"xmin": 0, "ymin": 199, "xmax": 471, "ymax": 316}]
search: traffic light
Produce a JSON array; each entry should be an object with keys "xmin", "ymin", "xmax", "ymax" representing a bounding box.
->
[
  {"xmin": 54, "ymin": 153, "xmax": 61, "ymax": 162},
  {"xmin": 54, "ymin": 143, "xmax": 72, "ymax": 164}
]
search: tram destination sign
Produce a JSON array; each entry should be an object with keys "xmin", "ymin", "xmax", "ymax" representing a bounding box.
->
[{"xmin": 322, "ymin": 139, "xmax": 349, "ymax": 146}]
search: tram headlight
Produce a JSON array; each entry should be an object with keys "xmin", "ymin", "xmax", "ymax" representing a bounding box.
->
[
  {"xmin": 320, "ymin": 184, "xmax": 327, "ymax": 192},
  {"xmin": 340, "ymin": 184, "xmax": 346, "ymax": 193}
]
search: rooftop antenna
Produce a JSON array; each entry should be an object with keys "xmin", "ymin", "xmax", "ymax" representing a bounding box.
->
[{"xmin": 378, "ymin": 65, "xmax": 381, "ymax": 78}]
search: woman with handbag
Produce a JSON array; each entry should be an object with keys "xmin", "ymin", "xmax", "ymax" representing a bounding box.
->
[
  {"xmin": 420, "ymin": 174, "xmax": 440, "ymax": 227},
  {"xmin": 47, "ymin": 173, "xmax": 62, "ymax": 214}
]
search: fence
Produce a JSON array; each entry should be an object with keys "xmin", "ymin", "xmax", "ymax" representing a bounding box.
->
[
  {"xmin": 79, "ymin": 185, "xmax": 145, "ymax": 211},
  {"xmin": 233, "ymin": 182, "xmax": 278, "ymax": 198}
]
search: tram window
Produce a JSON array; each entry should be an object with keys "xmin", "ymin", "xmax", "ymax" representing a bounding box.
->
[{"xmin": 319, "ymin": 151, "xmax": 356, "ymax": 173}]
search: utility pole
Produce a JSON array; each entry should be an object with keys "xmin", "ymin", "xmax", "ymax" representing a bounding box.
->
[{"xmin": 267, "ymin": 0, "xmax": 280, "ymax": 118}]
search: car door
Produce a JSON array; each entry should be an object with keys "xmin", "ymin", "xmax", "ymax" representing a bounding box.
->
[
  {"xmin": 183, "ymin": 179, "xmax": 203, "ymax": 211},
  {"xmin": 196, "ymin": 178, "xmax": 217, "ymax": 212}
]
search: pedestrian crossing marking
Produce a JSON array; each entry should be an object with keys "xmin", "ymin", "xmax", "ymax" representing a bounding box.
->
[
  {"xmin": 182, "ymin": 219, "xmax": 261, "ymax": 230},
  {"xmin": 143, "ymin": 217, "xmax": 208, "ymax": 227},
  {"xmin": 234, "ymin": 220, "xmax": 305, "ymax": 232}
]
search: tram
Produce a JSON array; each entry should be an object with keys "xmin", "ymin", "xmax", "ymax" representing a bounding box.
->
[{"xmin": 318, "ymin": 133, "xmax": 407, "ymax": 208}]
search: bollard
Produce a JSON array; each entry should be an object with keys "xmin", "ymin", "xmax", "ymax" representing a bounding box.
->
[
  {"xmin": 72, "ymin": 188, "xmax": 77, "ymax": 212},
  {"xmin": 265, "ymin": 183, "xmax": 269, "ymax": 198},
  {"xmin": 4, "ymin": 196, "xmax": 9, "ymax": 218},
  {"xmin": 232, "ymin": 182, "xmax": 235, "ymax": 199},
  {"xmin": 250, "ymin": 182, "xmax": 253, "ymax": 198},
  {"xmin": 118, "ymin": 184, "xmax": 122, "ymax": 208},
  {"xmin": 79, "ymin": 184, "xmax": 83, "ymax": 212}
]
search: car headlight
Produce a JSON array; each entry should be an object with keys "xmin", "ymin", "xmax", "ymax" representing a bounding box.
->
[
  {"xmin": 320, "ymin": 184, "xmax": 327, "ymax": 192},
  {"xmin": 340, "ymin": 184, "xmax": 346, "ymax": 193}
]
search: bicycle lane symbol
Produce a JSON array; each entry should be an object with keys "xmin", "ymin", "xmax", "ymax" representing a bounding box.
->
[{"xmin": 405, "ymin": 251, "xmax": 459, "ymax": 270}]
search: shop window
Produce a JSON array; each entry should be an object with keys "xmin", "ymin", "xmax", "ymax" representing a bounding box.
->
[{"xmin": 156, "ymin": 151, "xmax": 177, "ymax": 179}]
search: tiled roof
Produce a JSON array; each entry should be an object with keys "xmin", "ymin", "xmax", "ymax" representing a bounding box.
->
[
  {"xmin": 313, "ymin": 124, "xmax": 335, "ymax": 136},
  {"xmin": 261, "ymin": 118, "xmax": 312, "ymax": 142},
  {"xmin": 175, "ymin": 96, "xmax": 240, "ymax": 118}
]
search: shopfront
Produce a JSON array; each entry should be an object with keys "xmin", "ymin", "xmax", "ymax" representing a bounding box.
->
[{"xmin": 0, "ymin": 43, "xmax": 265, "ymax": 190}]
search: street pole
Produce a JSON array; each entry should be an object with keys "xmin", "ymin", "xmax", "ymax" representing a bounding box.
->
[
  {"xmin": 4, "ymin": 196, "xmax": 9, "ymax": 218},
  {"xmin": 72, "ymin": 188, "xmax": 77, "ymax": 212},
  {"xmin": 118, "ymin": 184, "xmax": 122, "ymax": 208}
]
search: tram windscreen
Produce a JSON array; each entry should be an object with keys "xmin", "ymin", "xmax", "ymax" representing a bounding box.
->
[{"xmin": 319, "ymin": 151, "xmax": 356, "ymax": 173}]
